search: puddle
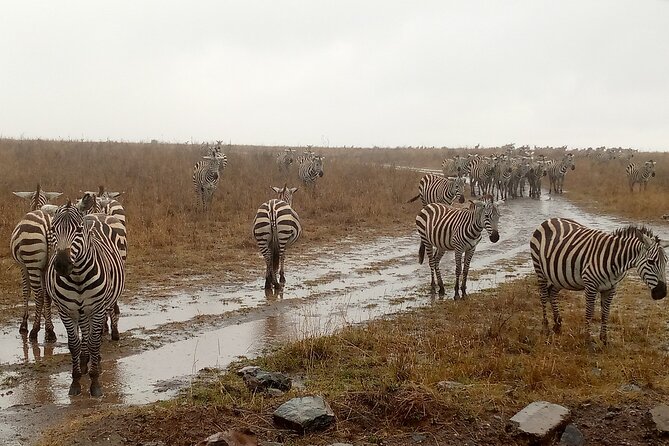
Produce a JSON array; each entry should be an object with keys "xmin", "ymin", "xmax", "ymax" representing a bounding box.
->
[{"xmin": 0, "ymin": 190, "xmax": 667, "ymax": 445}]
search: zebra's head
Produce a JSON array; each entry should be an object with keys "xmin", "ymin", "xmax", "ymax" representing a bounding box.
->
[
  {"xmin": 76, "ymin": 192, "xmax": 100, "ymax": 214},
  {"xmin": 49, "ymin": 201, "xmax": 89, "ymax": 277},
  {"xmin": 645, "ymin": 160, "xmax": 656, "ymax": 177},
  {"xmin": 272, "ymin": 185, "xmax": 298, "ymax": 206},
  {"xmin": 563, "ymin": 154, "xmax": 575, "ymax": 171},
  {"xmin": 472, "ymin": 197, "xmax": 500, "ymax": 243},
  {"xmin": 313, "ymin": 156, "xmax": 325, "ymax": 177},
  {"xmin": 453, "ymin": 177, "xmax": 466, "ymax": 203},
  {"xmin": 637, "ymin": 233, "xmax": 668, "ymax": 300}
]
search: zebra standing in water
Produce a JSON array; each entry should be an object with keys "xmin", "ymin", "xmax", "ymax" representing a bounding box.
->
[
  {"xmin": 252, "ymin": 185, "xmax": 302, "ymax": 291},
  {"xmin": 10, "ymin": 185, "xmax": 63, "ymax": 341},
  {"xmin": 298, "ymin": 154, "xmax": 324, "ymax": 186},
  {"xmin": 547, "ymin": 153, "xmax": 575, "ymax": 194},
  {"xmin": 529, "ymin": 218, "xmax": 667, "ymax": 346},
  {"xmin": 407, "ymin": 174, "xmax": 466, "ymax": 207},
  {"xmin": 415, "ymin": 198, "xmax": 501, "ymax": 298},
  {"xmin": 626, "ymin": 160, "xmax": 656, "ymax": 192},
  {"xmin": 45, "ymin": 202, "xmax": 125, "ymax": 396},
  {"xmin": 192, "ymin": 142, "xmax": 228, "ymax": 211}
]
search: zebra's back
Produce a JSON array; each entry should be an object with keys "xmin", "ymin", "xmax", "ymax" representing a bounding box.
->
[
  {"xmin": 415, "ymin": 203, "xmax": 480, "ymax": 252},
  {"xmin": 253, "ymin": 199, "xmax": 302, "ymax": 251},
  {"xmin": 11, "ymin": 210, "xmax": 51, "ymax": 269}
]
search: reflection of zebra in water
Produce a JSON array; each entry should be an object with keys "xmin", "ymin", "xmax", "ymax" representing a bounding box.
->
[
  {"xmin": 626, "ymin": 160, "xmax": 656, "ymax": 192},
  {"xmin": 277, "ymin": 149, "xmax": 296, "ymax": 173},
  {"xmin": 192, "ymin": 143, "xmax": 228, "ymax": 211},
  {"xmin": 252, "ymin": 187, "xmax": 302, "ymax": 291},
  {"xmin": 529, "ymin": 218, "xmax": 667, "ymax": 345},
  {"xmin": 298, "ymin": 154, "xmax": 324, "ymax": 186},
  {"xmin": 407, "ymin": 174, "xmax": 466, "ymax": 206},
  {"xmin": 547, "ymin": 153, "xmax": 575, "ymax": 194},
  {"xmin": 45, "ymin": 202, "xmax": 126, "ymax": 397},
  {"xmin": 415, "ymin": 199, "xmax": 501, "ymax": 298},
  {"xmin": 9, "ymin": 185, "xmax": 63, "ymax": 341}
]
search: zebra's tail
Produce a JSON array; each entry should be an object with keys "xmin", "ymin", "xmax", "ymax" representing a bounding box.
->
[
  {"xmin": 418, "ymin": 242, "xmax": 426, "ymax": 264},
  {"xmin": 407, "ymin": 194, "xmax": 420, "ymax": 203},
  {"xmin": 270, "ymin": 221, "xmax": 281, "ymax": 285}
]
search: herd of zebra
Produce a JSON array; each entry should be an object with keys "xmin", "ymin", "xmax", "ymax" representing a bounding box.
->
[{"xmin": 5, "ymin": 144, "xmax": 667, "ymax": 398}]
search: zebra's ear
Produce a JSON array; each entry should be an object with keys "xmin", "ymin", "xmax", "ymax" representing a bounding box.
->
[
  {"xmin": 12, "ymin": 192, "xmax": 34, "ymax": 200},
  {"xmin": 289, "ymin": 187, "xmax": 298, "ymax": 194},
  {"xmin": 271, "ymin": 187, "xmax": 282, "ymax": 193},
  {"xmin": 44, "ymin": 192, "xmax": 63, "ymax": 201}
]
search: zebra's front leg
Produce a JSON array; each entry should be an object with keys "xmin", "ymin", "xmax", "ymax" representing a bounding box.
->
[
  {"xmin": 42, "ymin": 285, "xmax": 56, "ymax": 342},
  {"xmin": 63, "ymin": 315, "xmax": 83, "ymax": 396},
  {"xmin": 78, "ymin": 317, "xmax": 91, "ymax": 376},
  {"xmin": 548, "ymin": 286, "xmax": 562, "ymax": 334},
  {"xmin": 460, "ymin": 248, "xmax": 475, "ymax": 298},
  {"xmin": 584, "ymin": 287, "xmax": 598, "ymax": 350},
  {"xmin": 599, "ymin": 289, "xmax": 616, "ymax": 345},
  {"xmin": 279, "ymin": 254, "xmax": 286, "ymax": 285},
  {"xmin": 430, "ymin": 248, "xmax": 446, "ymax": 296},
  {"xmin": 453, "ymin": 250, "xmax": 463, "ymax": 300},
  {"xmin": 88, "ymin": 312, "xmax": 106, "ymax": 397},
  {"xmin": 539, "ymin": 282, "xmax": 550, "ymax": 336}
]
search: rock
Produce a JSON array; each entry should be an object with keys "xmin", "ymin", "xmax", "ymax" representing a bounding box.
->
[
  {"xmin": 618, "ymin": 383, "xmax": 642, "ymax": 393},
  {"xmin": 559, "ymin": 424, "xmax": 585, "ymax": 446},
  {"xmin": 266, "ymin": 388, "xmax": 285, "ymax": 397},
  {"xmin": 508, "ymin": 401, "xmax": 571, "ymax": 443},
  {"xmin": 650, "ymin": 404, "xmax": 669, "ymax": 433},
  {"xmin": 411, "ymin": 432, "xmax": 427, "ymax": 442},
  {"xmin": 243, "ymin": 370, "xmax": 292, "ymax": 392},
  {"xmin": 237, "ymin": 366, "xmax": 261, "ymax": 377},
  {"xmin": 196, "ymin": 429, "xmax": 257, "ymax": 446},
  {"xmin": 273, "ymin": 396, "xmax": 335, "ymax": 433},
  {"xmin": 436, "ymin": 380, "xmax": 470, "ymax": 390}
]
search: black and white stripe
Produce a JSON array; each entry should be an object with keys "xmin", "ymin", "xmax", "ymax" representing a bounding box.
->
[
  {"xmin": 192, "ymin": 143, "xmax": 228, "ymax": 210},
  {"xmin": 415, "ymin": 199, "xmax": 501, "ymax": 298},
  {"xmin": 45, "ymin": 202, "xmax": 126, "ymax": 396},
  {"xmin": 9, "ymin": 185, "xmax": 62, "ymax": 342},
  {"xmin": 547, "ymin": 153, "xmax": 575, "ymax": 194},
  {"xmin": 407, "ymin": 174, "xmax": 466, "ymax": 207},
  {"xmin": 297, "ymin": 154, "xmax": 324, "ymax": 186},
  {"xmin": 252, "ymin": 187, "xmax": 302, "ymax": 291},
  {"xmin": 277, "ymin": 149, "xmax": 296, "ymax": 173},
  {"xmin": 626, "ymin": 160, "xmax": 656, "ymax": 192},
  {"xmin": 529, "ymin": 218, "xmax": 667, "ymax": 345}
]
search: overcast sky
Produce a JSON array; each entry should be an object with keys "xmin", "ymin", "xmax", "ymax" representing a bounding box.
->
[{"xmin": 1, "ymin": 1, "xmax": 668, "ymax": 150}]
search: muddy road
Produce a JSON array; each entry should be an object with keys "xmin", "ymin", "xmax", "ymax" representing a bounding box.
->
[{"xmin": 0, "ymin": 192, "xmax": 667, "ymax": 445}]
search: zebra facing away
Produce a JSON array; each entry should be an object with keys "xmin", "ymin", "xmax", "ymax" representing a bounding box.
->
[
  {"xmin": 626, "ymin": 160, "xmax": 656, "ymax": 192},
  {"xmin": 252, "ymin": 186, "xmax": 302, "ymax": 291},
  {"xmin": 9, "ymin": 185, "xmax": 63, "ymax": 341},
  {"xmin": 529, "ymin": 218, "xmax": 667, "ymax": 346},
  {"xmin": 45, "ymin": 201, "xmax": 125, "ymax": 396},
  {"xmin": 407, "ymin": 174, "xmax": 466, "ymax": 207},
  {"xmin": 192, "ymin": 142, "xmax": 228, "ymax": 211},
  {"xmin": 415, "ymin": 198, "xmax": 501, "ymax": 298}
]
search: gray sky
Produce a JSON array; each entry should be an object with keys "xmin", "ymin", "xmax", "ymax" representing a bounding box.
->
[{"xmin": 1, "ymin": 1, "xmax": 668, "ymax": 150}]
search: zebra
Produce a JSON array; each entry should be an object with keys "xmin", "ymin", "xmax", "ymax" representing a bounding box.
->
[
  {"xmin": 9, "ymin": 185, "xmax": 63, "ymax": 341},
  {"xmin": 525, "ymin": 160, "xmax": 547, "ymax": 199},
  {"xmin": 192, "ymin": 142, "xmax": 228, "ymax": 211},
  {"xmin": 626, "ymin": 160, "xmax": 656, "ymax": 192},
  {"xmin": 277, "ymin": 149, "xmax": 296, "ymax": 173},
  {"xmin": 441, "ymin": 155, "xmax": 468, "ymax": 178},
  {"xmin": 415, "ymin": 198, "xmax": 501, "ymax": 298},
  {"xmin": 529, "ymin": 218, "xmax": 667, "ymax": 346},
  {"xmin": 547, "ymin": 153, "xmax": 575, "ymax": 194},
  {"xmin": 45, "ymin": 201, "xmax": 125, "ymax": 396},
  {"xmin": 407, "ymin": 174, "xmax": 466, "ymax": 207},
  {"xmin": 252, "ymin": 187, "xmax": 302, "ymax": 291},
  {"xmin": 297, "ymin": 154, "xmax": 324, "ymax": 186}
]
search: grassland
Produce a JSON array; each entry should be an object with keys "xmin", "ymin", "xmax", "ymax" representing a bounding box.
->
[{"xmin": 1, "ymin": 139, "xmax": 667, "ymax": 445}]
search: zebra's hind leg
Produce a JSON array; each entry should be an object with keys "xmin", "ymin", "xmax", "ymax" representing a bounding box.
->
[
  {"xmin": 460, "ymin": 248, "xmax": 475, "ymax": 298},
  {"xmin": 28, "ymin": 284, "xmax": 43, "ymax": 342},
  {"xmin": 453, "ymin": 250, "xmax": 463, "ymax": 300},
  {"xmin": 539, "ymin": 281, "xmax": 551, "ymax": 336},
  {"xmin": 19, "ymin": 269, "xmax": 30, "ymax": 335},
  {"xmin": 42, "ymin": 286, "xmax": 56, "ymax": 342},
  {"xmin": 110, "ymin": 303, "xmax": 120, "ymax": 341},
  {"xmin": 599, "ymin": 289, "xmax": 616, "ymax": 345},
  {"xmin": 432, "ymin": 249, "xmax": 446, "ymax": 297},
  {"xmin": 279, "ymin": 255, "xmax": 286, "ymax": 284}
]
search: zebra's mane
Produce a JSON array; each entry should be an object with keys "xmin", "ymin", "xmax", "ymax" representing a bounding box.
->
[{"xmin": 612, "ymin": 225, "xmax": 657, "ymax": 242}]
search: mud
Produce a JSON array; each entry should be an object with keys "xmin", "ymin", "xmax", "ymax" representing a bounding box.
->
[{"xmin": 0, "ymin": 192, "xmax": 667, "ymax": 445}]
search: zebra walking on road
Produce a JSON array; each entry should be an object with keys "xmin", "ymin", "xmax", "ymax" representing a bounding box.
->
[
  {"xmin": 626, "ymin": 160, "xmax": 656, "ymax": 192},
  {"xmin": 547, "ymin": 153, "xmax": 575, "ymax": 194},
  {"xmin": 193, "ymin": 143, "xmax": 228, "ymax": 211},
  {"xmin": 9, "ymin": 185, "xmax": 63, "ymax": 341},
  {"xmin": 407, "ymin": 174, "xmax": 466, "ymax": 207},
  {"xmin": 298, "ymin": 154, "xmax": 324, "ymax": 186},
  {"xmin": 252, "ymin": 186, "xmax": 302, "ymax": 291},
  {"xmin": 415, "ymin": 198, "xmax": 501, "ymax": 298},
  {"xmin": 45, "ymin": 202, "xmax": 125, "ymax": 396},
  {"xmin": 529, "ymin": 218, "xmax": 667, "ymax": 345}
]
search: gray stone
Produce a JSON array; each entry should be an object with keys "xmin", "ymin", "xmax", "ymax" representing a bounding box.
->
[
  {"xmin": 508, "ymin": 401, "xmax": 571, "ymax": 442},
  {"xmin": 559, "ymin": 424, "xmax": 585, "ymax": 446},
  {"xmin": 273, "ymin": 396, "xmax": 335, "ymax": 433},
  {"xmin": 266, "ymin": 388, "xmax": 285, "ymax": 397},
  {"xmin": 411, "ymin": 432, "xmax": 427, "ymax": 442},
  {"xmin": 436, "ymin": 380, "xmax": 470, "ymax": 390},
  {"xmin": 243, "ymin": 370, "xmax": 292, "ymax": 392},
  {"xmin": 650, "ymin": 404, "xmax": 669, "ymax": 433},
  {"xmin": 618, "ymin": 383, "xmax": 642, "ymax": 393},
  {"xmin": 237, "ymin": 366, "xmax": 261, "ymax": 377}
]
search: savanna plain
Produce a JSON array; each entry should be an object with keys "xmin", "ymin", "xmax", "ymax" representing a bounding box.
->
[{"xmin": 0, "ymin": 139, "xmax": 668, "ymax": 446}]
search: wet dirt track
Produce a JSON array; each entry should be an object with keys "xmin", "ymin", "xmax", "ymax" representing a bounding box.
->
[{"xmin": 0, "ymin": 191, "xmax": 667, "ymax": 445}]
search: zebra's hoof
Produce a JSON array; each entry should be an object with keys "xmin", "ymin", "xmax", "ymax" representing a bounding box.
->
[
  {"xmin": 279, "ymin": 275, "xmax": 286, "ymax": 284},
  {"xmin": 111, "ymin": 330, "xmax": 120, "ymax": 341},
  {"xmin": 19, "ymin": 323, "xmax": 28, "ymax": 334},
  {"xmin": 69, "ymin": 382, "xmax": 82, "ymax": 396},
  {"xmin": 90, "ymin": 382, "xmax": 103, "ymax": 397},
  {"xmin": 45, "ymin": 329, "xmax": 57, "ymax": 343},
  {"xmin": 28, "ymin": 329, "xmax": 39, "ymax": 342}
]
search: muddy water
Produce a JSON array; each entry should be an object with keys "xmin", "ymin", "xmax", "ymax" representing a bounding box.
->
[{"xmin": 0, "ymin": 193, "xmax": 667, "ymax": 445}]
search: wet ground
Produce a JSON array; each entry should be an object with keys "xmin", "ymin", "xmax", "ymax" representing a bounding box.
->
[{"xmin": 0, "ymin": 191, "xmax": 667, "ymax": 445}]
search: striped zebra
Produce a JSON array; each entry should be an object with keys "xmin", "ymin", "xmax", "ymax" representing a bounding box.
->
[
  {"xmin": 441, "ymin": 155, "xmax": 468, "ymax": 178},
  {"xmin": 192, "ymin": 143, "xmax": 228, "ymax": 211},
  {"xmin": 252, "ymin": 186, "xmax": 302, "ymax": 291},
  {"xmin": 9, "ymin": 185, "xmax": 63, "ymax": 341},
  {"xmin": 297, "ymin": 154, "xmax": 324, "ymax": 186},
  {"xmin": 277, "ymin": 149, "xmax": 296, "ymax": 173},
  {"xmin": 529, "ymin": 218, "xmax": 667, "ymax": 345},
  {"xmin": 407, "ymin": 174, "xmax": 466, "ymax": 207},
  {"xmin": 547, "ymin": 153, "xmax": 575, "ymax": 194},
  {"xmin": 626, "ymin": 160, "xmax": 656, "ymax": 192},
  {"xmin": 415, "ymin": 198, "xmax": 501, "ymax": 298},
  {"xmin": 45, "ymin": 201, "xmax": 126, "ymax": 396}
]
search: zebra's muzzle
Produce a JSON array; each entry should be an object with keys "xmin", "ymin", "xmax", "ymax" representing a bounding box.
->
[
  {"xmin": 458, "ymin": 195, "xmax": 465, "ymax": 204},
  {"xmin": 489, "ymin": 230, "xmax": 500, "ymax": 243},
  {"xmin": 318, "ymin": 171, "xmax": 324, "ymax": 177},
  {"xmin": 570, "ymin": 165, "xmax": 575, "ymax": 170},
  {"xmin": 651, "ymin": 281, "xmax": 667, "ymax": 300},
  {"xmin": 54, "ymin": 249, "xmax": 74, "ymax": 276}
]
